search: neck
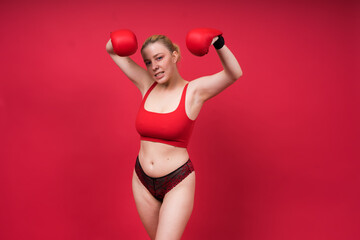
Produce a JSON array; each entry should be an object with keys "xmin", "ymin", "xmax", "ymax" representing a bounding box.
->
[{"xmin": 158, "ymin": 70, "xmax": 184, "ymax": 89}]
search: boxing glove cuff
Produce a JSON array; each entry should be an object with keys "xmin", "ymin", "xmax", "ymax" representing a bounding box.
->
[{"xmin": 213, "ymin": 35, "xmax": 225, "ymax": 50}]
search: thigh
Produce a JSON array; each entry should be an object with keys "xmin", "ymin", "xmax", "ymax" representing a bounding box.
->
[
  {"xmin": 132, "ymin": 169, "xmax": 161, "ymax": 240},
  {"xmin": 155, "ymin": 171, "xmax": 196, "ymax": 240}
]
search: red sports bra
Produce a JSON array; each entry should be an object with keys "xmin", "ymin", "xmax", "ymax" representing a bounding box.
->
[{"xmin": 135, "ymin": 82, "xmax": 196, "ymax": 148}]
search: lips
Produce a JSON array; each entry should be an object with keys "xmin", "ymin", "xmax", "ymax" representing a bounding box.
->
[{"xmin": 154, "ymin": 71, "xmax": 165, "ymax": 79}]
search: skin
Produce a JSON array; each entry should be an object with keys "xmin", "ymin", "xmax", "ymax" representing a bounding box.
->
[{"xmin": 106, "ymin": 36, "xmax": 243, "ymax": 240}]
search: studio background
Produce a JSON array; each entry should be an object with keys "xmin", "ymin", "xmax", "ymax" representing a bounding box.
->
[{"xmin": 1, "ymin": 0, "xmax": 359, "ymax": 239}]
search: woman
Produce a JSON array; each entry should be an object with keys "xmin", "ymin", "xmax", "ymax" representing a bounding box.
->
[{"xmin": 106, "ymin": 28, "xmax": 243, "ymax": 240}]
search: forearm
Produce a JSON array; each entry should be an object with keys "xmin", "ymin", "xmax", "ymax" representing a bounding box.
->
[{"xmin": 216, "ymin": 45, "xmax": 243, "ymax": 80}]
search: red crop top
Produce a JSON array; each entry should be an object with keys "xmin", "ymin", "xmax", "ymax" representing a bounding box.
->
[{"xmin": 135, "ymin": 82, "xmax": 196, "ymax": 148}]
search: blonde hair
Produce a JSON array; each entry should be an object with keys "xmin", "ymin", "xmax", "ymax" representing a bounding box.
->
[{"xmin": 141, "ymin": 35, "xmax": 181, "ymax": 62}]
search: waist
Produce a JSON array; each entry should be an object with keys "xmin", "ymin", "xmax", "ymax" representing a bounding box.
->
[{"xmin": 138, "ymin": 140, "xmax": 190, "ymax": 178}]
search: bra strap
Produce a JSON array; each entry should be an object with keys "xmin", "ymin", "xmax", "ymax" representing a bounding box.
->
[
  {"xmin": 180, "ymin": 83, "xmax": 189, "ymax": 106},
  {"xmin": 143, "ymin": 82, "xmax": 158, "ymax": 101}
]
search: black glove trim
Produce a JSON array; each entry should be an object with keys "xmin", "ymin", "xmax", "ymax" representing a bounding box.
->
[{"xmin": 213, "ymin": 35, "xmax": 225, "ymax": 50}]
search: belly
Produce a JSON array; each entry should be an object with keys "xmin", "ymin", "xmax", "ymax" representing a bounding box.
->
[{"xmin": 138, "ymin": 140, "xmax": 189, "ymax": 178}]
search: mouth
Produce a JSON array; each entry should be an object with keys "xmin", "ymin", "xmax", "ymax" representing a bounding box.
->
[{"xmin": 154, "ymin": 71, "xmax": 165, "ymax": 78}]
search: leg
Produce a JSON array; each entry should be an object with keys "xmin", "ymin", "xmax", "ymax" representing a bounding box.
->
[
  {"xmin": 132, "ymin": 169, "xmax": 162, "ymax": 240},
  {"xmin": 155, "ymin": 171, "xmax": 196, "ymax": 240}
]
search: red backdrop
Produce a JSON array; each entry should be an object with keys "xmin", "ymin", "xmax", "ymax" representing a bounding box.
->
[{"xmin": 1, "ymin": 0, "xmax": 359, "ymax": 239}]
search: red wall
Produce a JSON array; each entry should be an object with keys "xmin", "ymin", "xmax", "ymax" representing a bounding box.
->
[{"xmin": 1, "ymin": 0, "xmax": 359, "ymax": 239}]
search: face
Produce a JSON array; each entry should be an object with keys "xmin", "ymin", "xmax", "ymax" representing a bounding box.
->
[{"xmin": 141, "ymin": 42, "xmax": 179, "ymax": 84}]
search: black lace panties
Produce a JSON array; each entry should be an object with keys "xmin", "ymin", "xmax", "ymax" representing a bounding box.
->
[{"xmin": 135, "ymin": 156, "xmax": 194, "ymax": 202}]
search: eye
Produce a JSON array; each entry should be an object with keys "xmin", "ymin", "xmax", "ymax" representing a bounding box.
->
[
  {"xmin": 156, "ymin": 56, "xmax": 163, "ymax": 61},
  {"xmin": 144, "ymin": 61, "xmax": 151, "ymax": 66}
]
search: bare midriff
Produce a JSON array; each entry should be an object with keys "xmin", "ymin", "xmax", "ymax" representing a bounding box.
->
[{"xmin": 138, "ymin": 140, "xmax": 190, "ymax": 178}]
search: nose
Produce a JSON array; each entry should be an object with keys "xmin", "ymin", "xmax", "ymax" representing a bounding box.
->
[{"xmin": 152, "ymin": 61, "xmax": 159, "ymax": 71}]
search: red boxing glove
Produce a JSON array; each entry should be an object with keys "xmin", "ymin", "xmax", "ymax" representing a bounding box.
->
[
  {"xmin": 110, "ymin": 29, "xmax": 138, "ymax": 56},
  {"xmin": 186, "ymin": 28, "xmax": 223, "ymax": 56}
]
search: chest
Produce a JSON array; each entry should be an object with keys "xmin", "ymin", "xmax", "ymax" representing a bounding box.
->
[{"xmin": 144, "ymin": 89, "xmax": 184, "ymax": 113}]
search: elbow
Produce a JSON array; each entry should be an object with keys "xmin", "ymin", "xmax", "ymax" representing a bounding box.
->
[
  {"xmin": 234, "ymin": 69, "xmax": 243, "ymax": 80},
  {"xmin": 235, "ymin": 64, "xmax": 243, "ymax": 79},
  {"xmin": 225, "ymin": 64, "xmax": 243, "ymax": 81},
  {"xmin": 229, "ymin": 69, "xmax": 243, "ymax": 81}
]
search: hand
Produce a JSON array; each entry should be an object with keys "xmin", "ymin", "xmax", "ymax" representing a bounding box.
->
[{"xmin": 211, "ymin": 36, "xmax": 219, "ymax": 45}]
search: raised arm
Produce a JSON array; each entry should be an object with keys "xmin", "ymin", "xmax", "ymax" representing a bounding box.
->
[
  {"xmin": 186, "ymin": 28, "xmax": 243, "ymax": 103},
  {"xmin": 106, "ymin": 30, "xmax": 153, "ymax": 95}
]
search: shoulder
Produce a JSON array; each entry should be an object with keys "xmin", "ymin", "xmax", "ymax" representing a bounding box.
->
[{"xmin": 141, "ymin": 81, "xmax": 157, "ymax": 98}]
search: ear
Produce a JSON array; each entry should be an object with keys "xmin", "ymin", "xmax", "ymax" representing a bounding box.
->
[{"xmin": 172, "ymin": 51, "xmax": 179, "ymax": 63}]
